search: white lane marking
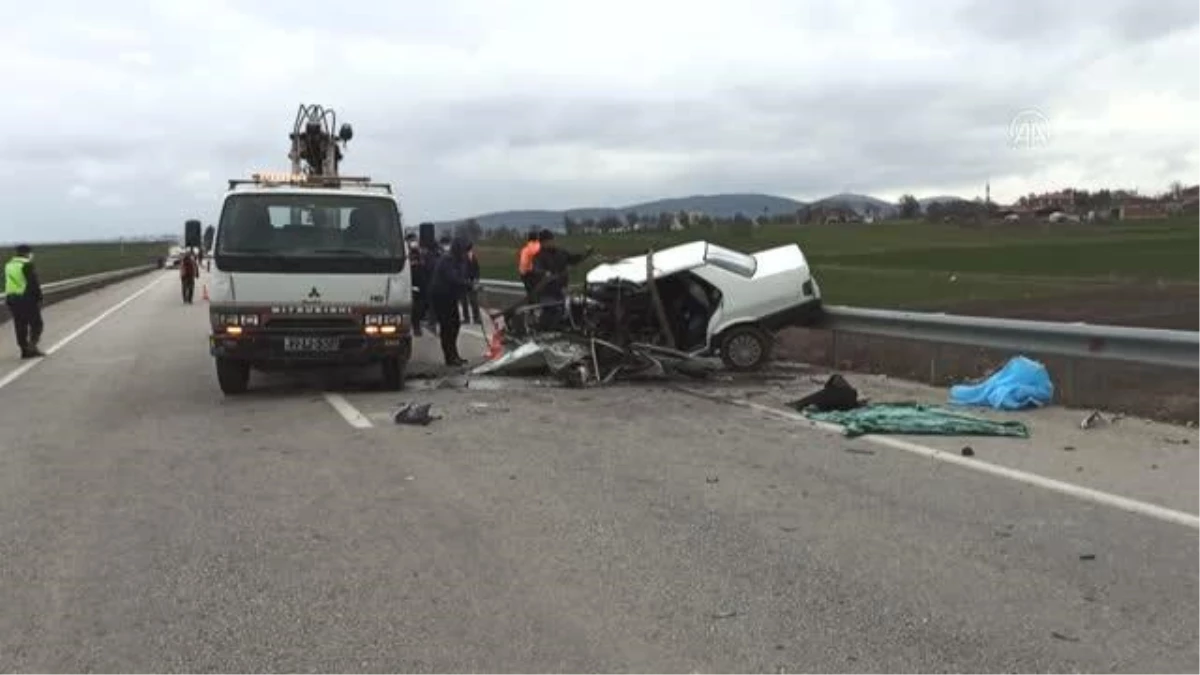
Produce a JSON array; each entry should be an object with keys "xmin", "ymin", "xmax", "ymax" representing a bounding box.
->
[
  {"xmin": 675, "ymin": 386, "xmax": 1200, "ymax": 531},
  {"xmin": 323, "ymin": 392, "xmax": 374, "ymax": 429},
  {"xmin": 0, "ymin": 274, "xmax": 167, "ymax": 392}
]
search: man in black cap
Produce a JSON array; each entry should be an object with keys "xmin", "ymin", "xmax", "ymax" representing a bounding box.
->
[
  {"xmin": 428, "ymin": 237, "xmax": 474, "ymax": 366},
  {"xmin": 405, "ymin": 232, "xmax": 427, "ymax": 336},
  {"xmin": 4, "ymin": 244, "xmax": 45, "ymax": 359},
  {"xmin": 531, "ymin": 229, "xmax": 593, "ymax": 330}
]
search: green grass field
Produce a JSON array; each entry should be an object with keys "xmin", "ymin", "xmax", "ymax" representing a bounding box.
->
[
  {"xmin": 475, "ymin": 216, "xmax": 1199, "ymax": 309},
  {"xmin": 2, "ymin": 241, "xmax": 169, "ymax": 288}
]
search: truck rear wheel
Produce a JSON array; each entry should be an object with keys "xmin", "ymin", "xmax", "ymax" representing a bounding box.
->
[{"xmin": 216, "ymin": 357, "xmax": 250, "ymax": 395}]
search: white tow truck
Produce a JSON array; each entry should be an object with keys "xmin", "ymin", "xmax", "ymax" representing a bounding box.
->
[{"xmin": 207, "ymin": 103, "xmax": 413, "ymax": 395}]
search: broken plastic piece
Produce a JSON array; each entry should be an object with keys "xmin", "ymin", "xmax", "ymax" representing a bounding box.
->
[
  {"xmin": 393, "ymin": 402, "xmax": 439, "ymax": 426},
  {"xmin": 787, "ymin": 374, "xmax": 864, "ymax": 412}
]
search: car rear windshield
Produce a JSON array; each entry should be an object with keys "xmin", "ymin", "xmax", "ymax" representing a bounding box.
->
[
  {"xmin": 215, "ymin": 192, "xmax": 405, "ymax": 274},
  {"xmin": 705, "ymin": 244, "xmax": 758, "ymax": 277}
]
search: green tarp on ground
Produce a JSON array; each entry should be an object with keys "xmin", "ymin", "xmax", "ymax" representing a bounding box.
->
[{"xmin": 804, "ymin": 403, "xmax": 1030, "ymax": 439}]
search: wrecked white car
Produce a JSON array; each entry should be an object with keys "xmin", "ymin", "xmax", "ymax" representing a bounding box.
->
[
  {"xmin": 491, "ymin": 240, "xmax": 823, "ymax": 377},
  {"xmin": 577, "ymin": 240, "xmax": 823, "ymax": 370}
]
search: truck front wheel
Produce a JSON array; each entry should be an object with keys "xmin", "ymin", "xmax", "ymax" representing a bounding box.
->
[
  {"xmin": 216, "ymin": 357, "xmax": 250, "ymax": 395},
  {"xmin": 381, "ymin": 356, "xmax": 407, "ymax": 391}
]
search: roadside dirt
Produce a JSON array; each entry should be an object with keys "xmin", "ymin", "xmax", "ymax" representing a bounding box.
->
[
  {"xmin": 775, "ymin": 284, "xmax": 1199, "ymax": 424},
  {"xmin": 942, "ymin": 284, "xmax": 1199, "ymax": 331}
]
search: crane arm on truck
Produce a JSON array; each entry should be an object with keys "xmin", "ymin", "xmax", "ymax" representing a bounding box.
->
[{"xmin": 287, "ymin": 103, "xmax": 354, "ymax": 177}]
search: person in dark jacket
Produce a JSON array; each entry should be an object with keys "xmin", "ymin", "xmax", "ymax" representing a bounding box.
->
[
  {"xmin": 531, "ymin": 230, "xmax": 593, "ymax": 330},
  {"xmin": 179, "ymin": 251, "xmax": 200, "ymax": 303},
  {"xmin": 406, "ymin": 233, "xmax": 427, "ymax": 336},
  {"xmin": 418, "ymin": 238, "xmax": 443, "ymax": 335},
  {"xmin": 4, "ymin": 244, "xmax": 45, "ymax": 359},
  {"xmin": 459, "ymin": 246, "xmax": 482, "ymax": 325},
  {"xmin": 428, "ymin": 237, "xmax": 474, "ymax": 366}
]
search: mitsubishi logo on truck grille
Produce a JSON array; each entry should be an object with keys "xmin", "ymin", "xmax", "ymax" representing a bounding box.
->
[
  {"xmin": 270, "ymin": 305, "xmax": 352, "ymax": 314},
  {"xmin": 307, "ymin": 286, "xmax": 321, "ymax": 299}
]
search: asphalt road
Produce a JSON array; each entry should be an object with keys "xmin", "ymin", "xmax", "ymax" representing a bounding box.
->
[{"xmin": 0, "ymin": 270, "xmax": 1196, "ymax": 673}]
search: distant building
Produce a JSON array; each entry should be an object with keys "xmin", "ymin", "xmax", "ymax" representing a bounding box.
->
[
  {"xmin": 1118, "ymin": 196, "xmax": 1170, "ymax": 220},
  {"xmin": 1020, "ymin": 189, "xmax": 1076, "ymax": 212}
]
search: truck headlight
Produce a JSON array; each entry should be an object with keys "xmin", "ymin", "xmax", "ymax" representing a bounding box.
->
[
  {"xmin": 363, "ymin": 314, "xmax": 403, "ymax": 335},
  {"xmin": 219, "ymin": 313, "xmax": 260, "ymax": 326}
]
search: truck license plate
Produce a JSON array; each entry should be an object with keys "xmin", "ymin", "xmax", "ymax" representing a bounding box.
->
[{"xmin": 283, "ymin": 336, "xmax": 340, "ymax": 352}]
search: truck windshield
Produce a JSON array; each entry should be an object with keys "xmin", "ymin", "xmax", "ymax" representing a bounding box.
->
[{"xmin": 215, "ymin": 193, "xmax": 405, "ymax": 274}]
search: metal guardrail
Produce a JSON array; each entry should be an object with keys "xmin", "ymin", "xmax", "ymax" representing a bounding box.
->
[
  {"xmin": 1, "ymin": 264, "xmax": 158, "ymax": 319},
  {"xmin": 477, "ymin": 278, "xmax": 1200, "ymax": 371}
]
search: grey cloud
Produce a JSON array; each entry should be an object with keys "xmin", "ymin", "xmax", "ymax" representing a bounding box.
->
[
  {"xmin": 1110, "ymin": 0, "xmax": 1199, "ymax": 42},
  {"xmin": 0, "ymin": 135, "xmax": 154, "ymax": 165},
  {"xmin": 0, "ymin": 0, "xmax": 1197, "ymax": 242},
  {"xmin": 957, "ymin": 0, "xmax": 1197, "ymax": 46}
]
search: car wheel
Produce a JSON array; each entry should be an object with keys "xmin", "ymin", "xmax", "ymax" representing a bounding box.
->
[
  {"xmin": 719, "ymin": 325, "xmax": 772, "ymax": 371},
  {"xmin": 381, "ymin": 356, "xmax": 407, "ymax": 391},
  {"xmin": 215, "ymin": 357, "xmax": 250, "ymax": 395}
]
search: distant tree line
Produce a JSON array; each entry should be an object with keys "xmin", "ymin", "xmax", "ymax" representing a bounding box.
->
[{"xmin": 469, "ymin": 203, "xmax": 912, "ymax": 242}]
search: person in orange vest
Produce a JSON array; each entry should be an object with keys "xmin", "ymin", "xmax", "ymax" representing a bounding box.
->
[{"xmin": 517, "ymin": 230, "xmax": 541, "ymax": 297}]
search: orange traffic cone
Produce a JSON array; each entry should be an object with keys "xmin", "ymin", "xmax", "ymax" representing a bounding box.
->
[{"xmin": 202, "ymin": 284, "xmax": 209, "ymax": 302}]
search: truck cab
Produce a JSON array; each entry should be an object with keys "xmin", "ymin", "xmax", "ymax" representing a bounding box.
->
[{"xmin": 208, "ymin": 173, "xmax": 413, "ymax": 395}]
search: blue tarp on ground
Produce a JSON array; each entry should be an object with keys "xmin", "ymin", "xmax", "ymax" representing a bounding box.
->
[{"xmin": 949, "ymin": 355, "xmax": 1054, "ymax": 411}]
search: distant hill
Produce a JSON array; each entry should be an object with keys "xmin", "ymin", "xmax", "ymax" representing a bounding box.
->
[
  {"xmin": 808, "ymin": 193, "xmax": 900, "ymax": 218},
  {"xmin": 436, "ymin": 193, "xmax": 808, "ymax": 231},
  {"xmin": 918, "ymin": 195, "xmax": 969, "ymax": 212},
  {"xmin": 434, "ymin": 191, "xmax": 974, "ymax": 231}
]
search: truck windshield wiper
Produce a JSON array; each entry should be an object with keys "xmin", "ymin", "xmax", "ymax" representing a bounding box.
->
[
  {"xmin": 311, "ymin": 248, "xmax": 380, "ymax": 257},
  {"xmin": 222, "ymin": 248, "xmax": 287, "ymax": 259}
]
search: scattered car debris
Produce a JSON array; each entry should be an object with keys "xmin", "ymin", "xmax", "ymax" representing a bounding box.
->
[
  {"xmin": 472, "ymin": 330, "xmax": 723, "ymax": 387},
  {"xmin": 961, "ymin": 446, "xmax": 975, "ymax": 457},
  {"xmin": 393, "ymin": 402, "xmax": 439, "ymax": 426},
  {"xmin": 804, "ymin": 403, "xmax": 1031, "ymax": 439},
  {"xmin": 843, "ymin": 447, "xmax": 876, "ymax": 456},
  {"xmin": 711, "ymin": 609, "xmax": 739, "ymax": 620},
  {"xmin": 1062, "ymin": 445, "xmax": 1076, "ymax": 451},
  {"xmin": 1080, "ymin": 411, "xmax": 1110, "ymax": 429},
  {"xmin": 949, "ymin": 355, "xmax": 1053, "ymax": 411},
  {"xmin": 1050, "ymin": 631, "xmax": 1080, "ymax": 643},
  {"xmin": 1162, "ymin": 437, "xmax": 1190, "ymax": 445},
  {"xmin": 786, "ymin": 374, "xmax": 865, "ymax": 412},
  {"xmin": 468, "ymin": 402, "xmax": 510, "ymax": 414},
  {"xmin": 1079, "ymin": 553, "xmax": 1096, "ymax": 561}
]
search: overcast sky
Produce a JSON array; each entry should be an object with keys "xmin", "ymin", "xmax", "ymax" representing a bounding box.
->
[{"xmin": 1, "ymin": 0, "xmax": 1196, "ymax": 242}]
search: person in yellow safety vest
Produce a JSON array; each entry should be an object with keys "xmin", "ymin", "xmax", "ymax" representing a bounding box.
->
[
  {"xmin": 517, "ymin": 230, "xmax": 541, "ymax": 297},
  {"xmin": 3, "ymin": 244, "xmax": 45, "ymax": 359}
]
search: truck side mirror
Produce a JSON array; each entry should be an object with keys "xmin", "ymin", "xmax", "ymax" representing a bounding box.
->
[
  {"xmin": 184, "ymin": 219, "xmax": 202, "ymax": 248},
  {"xmin": 338, "ymin": 124, "xmax": 354, "ymax": 142}
]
